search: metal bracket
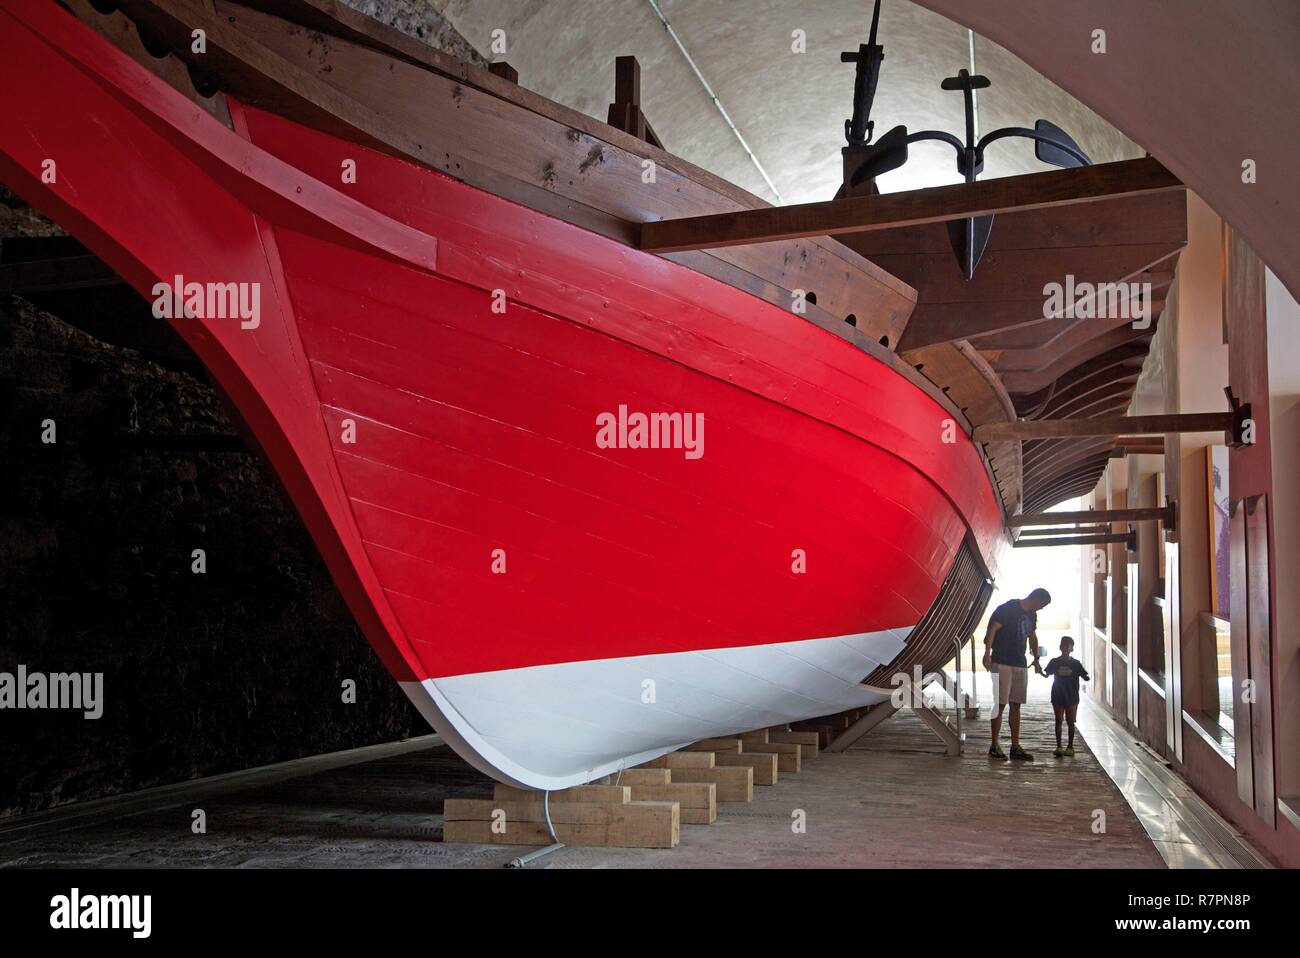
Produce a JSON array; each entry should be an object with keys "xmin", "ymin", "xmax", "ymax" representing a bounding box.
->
[{"xmin": 1226, "ymin": 386, "xmax": 1253, "ymax": 448}]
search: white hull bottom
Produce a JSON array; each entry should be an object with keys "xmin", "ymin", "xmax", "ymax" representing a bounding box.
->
[{"xmin": 400, "ymin": 627, "xmax": 912, "ymax": 791}]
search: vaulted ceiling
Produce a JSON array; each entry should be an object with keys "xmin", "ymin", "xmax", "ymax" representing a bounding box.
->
[{"xmin": 423, "ymin": 0, "xmax": 1143, "ymax": 204}]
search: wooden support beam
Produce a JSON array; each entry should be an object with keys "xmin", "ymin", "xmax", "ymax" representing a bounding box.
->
[
  {"xmin": 1013, "ymin": 532, "xmax": 1136, "ymax": 548},
  {"xmin": 973, "ymin": 411, "xmax": 1234, "ymax": 442},
  {"xmin": 1016, "ymin": 524, "xmax": 1110, "ymax": 537},
  {"xmin": 1009, "ymin": 506, "xmax": 1173, "ymax": 527},
  {"xmin": 638, "ymin": 157, "xmax": 1180, "ymax": 253},
  {"xmin": 1115, "ymin": 436, "xmax": 1166, "ymax": 447},
  {"xmin": 606, "ymin": 55, "xmax": 663, "ymax": 149},
  {"xmin": 826, "ymin": 702, "xmax": 899, "ymax": 752},
  {"xmin": 486, "ymin": 61, "xmax": 518, "ymax": 83}
]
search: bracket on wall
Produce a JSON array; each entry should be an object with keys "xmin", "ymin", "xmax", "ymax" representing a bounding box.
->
[{"xmin": 1226, "ymin": 387, "xmax": 1253, "ymax": 448}]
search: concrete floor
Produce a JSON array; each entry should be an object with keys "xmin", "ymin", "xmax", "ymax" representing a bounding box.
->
[{"xmin": 2, "ymin": 676, "xmax": 1210, "ymax": 869}]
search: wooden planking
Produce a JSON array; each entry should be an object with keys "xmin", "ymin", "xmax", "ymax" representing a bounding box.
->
[
  {"xmin": 63, "ymin": 0, "xmax": 233, "ymax": 126},
  {"xmin": 865, "ymin": 538, "xmax": 989, "ymax": 688},
  {"xmin": 117, "ymin": 0, "xmax": 917, "ymax": 348},
  {"xmin": 639, "ymin": 158, "xmax": 1181, "ymax": 252}
]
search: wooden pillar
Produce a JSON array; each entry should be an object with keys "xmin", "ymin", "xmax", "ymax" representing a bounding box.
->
[
  {"xmin": 607, "ymin": 56, "xmax": 662, "ymax": 148},
  {"xmin": 1223, "ymin": 223, "xmax": 1277, "ymax": 826}
]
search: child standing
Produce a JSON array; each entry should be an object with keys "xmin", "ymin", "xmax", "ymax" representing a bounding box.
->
[{"xmin": 1043, "ymin": 636, "xmax": 1090, "ymax": 757}]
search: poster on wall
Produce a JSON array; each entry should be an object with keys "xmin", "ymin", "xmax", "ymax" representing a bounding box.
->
[{"xmin": 1205, "ymin": 445, "xmax": 1231, "ymax": 617}]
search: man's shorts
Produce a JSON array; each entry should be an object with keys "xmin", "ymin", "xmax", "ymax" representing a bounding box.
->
[{"xmin": 992, "ymin": 663, "xmax": 1028, "ymax": 705}]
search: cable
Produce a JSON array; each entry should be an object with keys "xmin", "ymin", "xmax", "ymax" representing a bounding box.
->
[{"xmin": 644, "ymin": 0, "xmax": 784, "ymax": 204}]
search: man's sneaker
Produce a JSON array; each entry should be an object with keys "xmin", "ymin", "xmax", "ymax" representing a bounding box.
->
[
  {"xmin": 1010, "ymin": 746, "xmax": 1035, "ymax": 762},
  {"xmin": 988, "ymin": 744, "xmax": 1008, "ymax": 761},
  {"xmin": 1064, "ymin": 746, "xmax": 1075, "ymax": 757},
  {"xmin": 1053, "ymin": 746, "xmax": 1066, "ymax": 757}
]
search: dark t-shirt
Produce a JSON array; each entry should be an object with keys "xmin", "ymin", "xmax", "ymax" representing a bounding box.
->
[
  {"xmin": 1045, "ymin": 654, "xmax": 1090, "ymax": 702},
  {"xmin": 989, "ymin": 599, "xmax": 1036, "ymax": 666}
]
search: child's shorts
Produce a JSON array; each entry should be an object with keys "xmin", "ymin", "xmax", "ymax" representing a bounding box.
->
[{"xmin": 1051, "ymin": 687, "xmax": 1080, "ymax": 707}]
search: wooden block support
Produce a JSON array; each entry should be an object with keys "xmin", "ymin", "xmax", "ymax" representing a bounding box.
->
[
  {"xmin": 659, "ymin": 765, "xmax": 753, "ymax": 803},
  {"xmin": 739, "ymin": 729, "xmax": 770, "ymax": 746},
  {"xmin": 625, "ymin": 782, "xmax": 716, "ymax": 824},
  {"xmin": 713, "ymin": 751, "xmax": 779, "ymax": 786},
  {"xmin": 641, "ymin": 751, "xmax": 715, "ymax": 769},
  {"xmin": 493, "ymin": 783, "xmax": 629, "ymax": 804},
  {"xmin": 599, "ymin": 769, "xmax": 670, "ymax": 786},
  {"xmin": 746, "ymin": 742, "xmax": 801, "ymax": 773},
  {"xmin": 768, "ymin": 730, "xmax": 820, "ymax": 758},
  {"xmin": 685, "ymin": 738, "xmax": 743, "ymax": 753},
  {"xmin": 443, "ymin": 798, "xmax": 679, "ymax": 848},
  {"xmin": 791, "ymin": 724, "xmax": 835, "ymax": 749}
]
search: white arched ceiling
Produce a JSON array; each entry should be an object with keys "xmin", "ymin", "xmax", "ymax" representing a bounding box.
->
[
  {"xmin": 430, "ymin": 0, "xmax": 1142, "ymax": 203},
  {"xmin": 915, "ymin": 0, "xmax": 1300, "ymax": 302}
]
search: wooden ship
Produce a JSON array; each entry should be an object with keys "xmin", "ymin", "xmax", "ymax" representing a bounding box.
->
[{"xmin": 0, "ymin": 0, "xmax": 1187, "ymax": 789}]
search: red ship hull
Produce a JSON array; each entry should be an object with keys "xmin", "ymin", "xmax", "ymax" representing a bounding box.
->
[{"xmin": 0, "ymin": 0, "xmax": 1003, "ymax": 787}]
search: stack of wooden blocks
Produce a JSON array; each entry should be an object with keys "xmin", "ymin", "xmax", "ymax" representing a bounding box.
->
[{"xmin": 441, "ymin": 725, "xmax": 823, "ymax": 849}]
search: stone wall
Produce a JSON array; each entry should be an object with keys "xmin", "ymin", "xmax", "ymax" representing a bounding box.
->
[
  {"xmin": 0, "ymin": 3, "xmax": 485, "ymax": 818},
  {"xmin": 0, "ymin": 209, "xmax": 428, "ymax": 815},
  {"xmin": 341, "ymin": 0, "xmax": 487, "ymax": 66}
]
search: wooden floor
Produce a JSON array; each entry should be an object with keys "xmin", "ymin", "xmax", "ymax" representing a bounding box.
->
[{"xmin": 0, "ymin": 682, "xmax": 1166, "ymax": 868}]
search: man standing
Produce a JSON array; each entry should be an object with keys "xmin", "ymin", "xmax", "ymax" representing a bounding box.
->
[{"xmin": 982, "ymin": 588, "xmax": 1052, "ymax": 761}]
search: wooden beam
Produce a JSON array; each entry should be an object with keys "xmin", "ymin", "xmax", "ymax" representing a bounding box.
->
[
  {"xmin": 638, "ymin": 157, "xmax": 1180, "ymax": 253},
  {"xmin": 1013, "ymin": 532, "xmax": 1136, "ymax": 548},
  {"xmin": 973, "ymin": 411, "xmax": 1234, "ymax": 442},
  {"xmin": 1016, "ymin": 525, "xmax": 1110, "ymax": 537},
  {"xmin": 1009, "ymin": 506, "xmax": 1173, "ymax": 527},
  {"xmin": 1116, "ymin": 436, "xmax": 1165, "ymax": 447},
  {"xmin": 607, "ymin": 55, "xmax": 663, "ymax": 149},
  {"xmin": 486, "ymin": 61, "xmax": 518, "ymax": 84}
]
